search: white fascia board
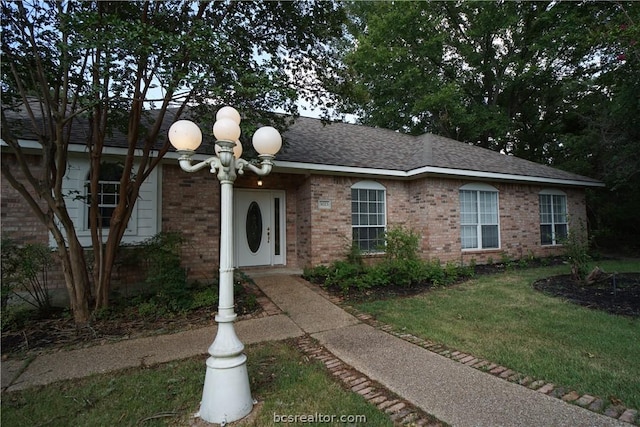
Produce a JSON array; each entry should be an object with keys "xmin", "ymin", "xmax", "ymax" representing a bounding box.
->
[
  {"xmin": 273, "ymin": 160, "xmax": 406, "ymax": 178},
  {"xmin": 1, "ymin": 139, "xmax": 159, "ymax": 158},
  {"xmin": 272, "ymin": 160, "xmax": 605, "ymax": 188},
  {"xmin": 408, "ymin": 165, "xmax": 605, "ymax": 187}
]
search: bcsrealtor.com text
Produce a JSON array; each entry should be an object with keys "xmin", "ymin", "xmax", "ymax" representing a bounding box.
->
[{"xmin": 273, "ymin": 412, "xmax": 367, "ymax": 424}]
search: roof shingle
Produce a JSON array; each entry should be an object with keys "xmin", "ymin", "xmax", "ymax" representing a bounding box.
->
[{"xmin": 279, "ymin": 117, "xmax": 602, "ymax": 185}]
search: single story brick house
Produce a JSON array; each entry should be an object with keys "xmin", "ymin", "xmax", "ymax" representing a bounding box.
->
[{"xmin": 1, "ymin": 115, "xmax": 603, "ymax": 284}]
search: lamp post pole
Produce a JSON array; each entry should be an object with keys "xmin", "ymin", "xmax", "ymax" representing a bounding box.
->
[{"xmin": 168, "ymin": 107, "xmax": 282, "ymax": 424}]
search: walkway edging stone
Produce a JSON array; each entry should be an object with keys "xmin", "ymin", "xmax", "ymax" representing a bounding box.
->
[
  {"xmin": 348, "ymin": 308, "xmax": 639, "ymax": 426},
  {"xmin": 295, "ymin": 335, "xmax": 446, "ymax": 427}
]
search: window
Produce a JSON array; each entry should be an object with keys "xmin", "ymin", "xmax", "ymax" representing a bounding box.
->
[
  {"xmin": 351, "ymin": 181, "xmax": 386, "ymax": 252},
  {"xmin": 539, "ymin": 190, "xmax": 568, "ymax": 245},
  {"xmin": 459, "ymin": 184, "xmax": 500, "ymax": 250},
  {"xmin": 86, "ymin": 162, "xmax": 124, "ymax": 229}
]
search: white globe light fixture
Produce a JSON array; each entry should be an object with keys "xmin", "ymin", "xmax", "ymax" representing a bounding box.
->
[
  {"xmin": 216, "ymin": 106, "xmax": 241, "ymax": 124},
  {"xmin": 168, "ymin": 120, "xmax": 203, "ymax": 151},
  {"xmin": 252, "ymin": 126, "xmax": 282, "ymax": 156},
  {"xmin": 213, "ymin": 117, "xmax": 241, "ymax": 142},
  {"xmin": 168, "ymin": 107, "xmax": 281, "ymax": 424}
]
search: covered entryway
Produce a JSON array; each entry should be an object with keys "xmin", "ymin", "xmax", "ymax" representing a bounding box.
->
[{"xmin": 234, "ymin": 189, "xmax": 286, "ymax": 267}]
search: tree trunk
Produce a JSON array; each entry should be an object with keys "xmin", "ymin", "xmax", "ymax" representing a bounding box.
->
[
  {"xmin": 51, "ymin": 221, "xmax": 92, "ymax": 326},
  {"xmin": 94, "ymin": 237, "xmax": 119, "ymax": 309},
  {"xmin": 65, "ymin": 240, "xmax": 92, "ymax": 325}
]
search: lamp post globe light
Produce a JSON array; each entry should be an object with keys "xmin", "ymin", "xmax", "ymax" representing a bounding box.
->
[{"xmin": 168, "ymin": 107, "xmax": 282, "ymax": 424}]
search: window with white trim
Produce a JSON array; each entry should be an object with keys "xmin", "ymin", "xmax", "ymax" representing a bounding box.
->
[
  {"xmin": 351, "ymin": 181, "xmax": 386, "ymax": 252},
  {"xmin": 459, "ymin": 183, "xmax": 500, "ymax": 250},
  {"xmin": 85, "ymin": 162, "xmax": 124, "ymax": 229},
  {"xmin": 539, "ymin": 190, "xmax": 568, "ymax": 245}
]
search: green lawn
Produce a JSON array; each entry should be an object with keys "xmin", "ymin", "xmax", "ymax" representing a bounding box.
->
[
  {"xmin": 1, "ymin": 341, "xmax": 392, "ymax": 426},
  {"xmin": 355, "ymin": 260, "xmax": 640, "ymax": 409}
]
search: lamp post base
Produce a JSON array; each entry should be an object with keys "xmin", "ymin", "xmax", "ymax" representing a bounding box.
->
[{"xmin": 198, "ymin": 352, "xmax": 253, "ymax": 424}]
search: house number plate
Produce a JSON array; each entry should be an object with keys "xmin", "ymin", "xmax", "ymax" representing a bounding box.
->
[{"xmin": 318, "ymin": 200, "xmax": 332, "ymax": 210}]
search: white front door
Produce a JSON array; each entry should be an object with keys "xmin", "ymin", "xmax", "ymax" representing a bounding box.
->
[{"xmin": 234, "ymin": 190, "xmax": 285, "ymax": 267}]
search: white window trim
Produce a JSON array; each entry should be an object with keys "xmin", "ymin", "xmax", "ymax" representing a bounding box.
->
[
  {"xmin": 78, "ymin": 164, "xmax": 137, "ymax": 237},
  {"xmin": 351, "ymin": 180, "xmax": 387, "ymax": 253},
  {"xmin": 460, "ymin": 183, "xmax": 501, "ymax": 251},
  {"xmin": 539, "ymin": 189, "xmax": 568, "ymax": 246}
]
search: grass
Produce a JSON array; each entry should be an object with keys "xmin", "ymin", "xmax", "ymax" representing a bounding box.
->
[
  {"xmin": 1, "ymin": 341, "xmax": 392, "ymax": 427},
  {"xmin": 355, "ymin": 260, "xmax": 640, "ymax": 409}
]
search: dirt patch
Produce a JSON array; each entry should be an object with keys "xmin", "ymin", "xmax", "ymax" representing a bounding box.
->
[{"xmin": 533, "ymin": 273, "xmax": 640, "ymax": 317}]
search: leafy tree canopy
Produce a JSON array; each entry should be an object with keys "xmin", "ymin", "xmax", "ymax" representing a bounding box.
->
[
  {"xmin": 0, "ymin": 0, "xmax": 347, "ymax": 323},
  {"xmin": 336, "ymin": 1, "xmax": 640, "ymax": 251}
]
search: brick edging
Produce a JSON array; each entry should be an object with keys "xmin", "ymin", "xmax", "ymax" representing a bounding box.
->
[
  {"xmin": 300, "ymin": 280, "xmax": 639, "ymax": 425},
  {"xmin": 295, "ymin": 336, "xmax": 446, "ymax": 427},
  {"xmin": 350, "ymin": 310, "xmax": 639, "ymax": 425}
]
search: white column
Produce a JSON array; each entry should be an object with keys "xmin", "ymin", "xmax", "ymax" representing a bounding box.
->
[{"xmin": 198, "ymin": 177, "xmax": 253, "ymax": 424}]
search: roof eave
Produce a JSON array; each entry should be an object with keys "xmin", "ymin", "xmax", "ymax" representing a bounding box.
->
[
  {"xmin": 274, "ymin": 161, "xmax": 605, "ymax": 188},
  {"xmin": 3, "ymin": 141, "xmax": 605, "ymax": 188}
]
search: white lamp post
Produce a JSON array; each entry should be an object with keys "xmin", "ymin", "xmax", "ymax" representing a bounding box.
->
[{"xmin": 168, "ymin": 107, "xmax": 282, "ymax": 424}]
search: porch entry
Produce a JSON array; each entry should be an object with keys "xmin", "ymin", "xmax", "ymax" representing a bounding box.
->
[{"xmin": 234, "ymin": 189, "xmax": 286, "ymax": 267}]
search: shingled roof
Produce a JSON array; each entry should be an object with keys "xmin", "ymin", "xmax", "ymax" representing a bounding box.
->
[
  {"xmin": 2, "ymin": 101, "xmax": 602, "ymax": 187},
  {"xmin": 277, "ymin": 117, "xmax": 603, "ymax": 187}
]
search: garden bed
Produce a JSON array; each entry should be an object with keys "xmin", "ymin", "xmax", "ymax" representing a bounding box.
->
[
  {"xmin": 533, "ymin": 273, "xmax": 640, "ymax": 317},
  {"xmin": 1, "ymin": 281, "xmax": 262, "ymax": 358}
]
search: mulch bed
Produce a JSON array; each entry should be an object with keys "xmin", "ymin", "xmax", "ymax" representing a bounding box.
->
[
  {"xmin": 1, "ymin": 285, "xmax": 262, "ymax": 358},
  {"xmin": 533, "ymin": 273, "xmax": 640, "ymax": 317}
]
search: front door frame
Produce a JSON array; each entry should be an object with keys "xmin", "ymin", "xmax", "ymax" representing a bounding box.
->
[{"xmin": 234, "ymin": 189, "xmax": 286, "ymax": 267}]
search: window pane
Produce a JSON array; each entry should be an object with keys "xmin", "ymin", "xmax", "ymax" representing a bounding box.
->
[
  {"xmin": 539, "ymin": 195, "xmax": 552, "ymax": 224},
  {"xmin": 540, "ymin": 225, "xmax": 553, "ymax": 245},
  {"xmin": 274, "ymin": 198, "xmax": 280, "ymax": 256},
  {"xmin": 460, "ymin": 190, "xmax": 477, "ymax": 225},
  {"xmin": 461, "ymin": 225, "xmax": 478, "ymax": 249},
  {"xmin": 481, "ymin": 225, "xmax": 499, "ymax": 248},
  {"xmin": 99, "ymin": 207, "xmax": 115, "ymax": 228},
  {"xmin": 553, "ymin": 195, "xmax": 567, "ymax": 224},
  {"xmin": 555, "ymin": 224, "xmax": 568, "ymax": 242},
  {"xmin": 479, "ymin": 191, "xmax": 498, "ymax": 224}
]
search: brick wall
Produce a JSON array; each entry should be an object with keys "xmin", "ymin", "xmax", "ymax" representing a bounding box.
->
[
  {"xmin": 1, "ymin": 154, "xmax": 50, "ymax": 246},
  {"xmin": 302, "ymin": 175, "xmax": 587, "ymax": 267},
  {"xmin": 3, "ymin": 153, "xmax": 590, "ymax": 288},
  {"xmin": 404, "ymin": 177, "xmax": 587, "ymax": 265},
  {"xmin": 161, "ymin": 163, "xmax": 221, "ymax": 282}
]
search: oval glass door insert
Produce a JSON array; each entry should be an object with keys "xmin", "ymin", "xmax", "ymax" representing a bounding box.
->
[{"xmin": 246, "ymin": 201, "xmax": 263, "ymax": 253}]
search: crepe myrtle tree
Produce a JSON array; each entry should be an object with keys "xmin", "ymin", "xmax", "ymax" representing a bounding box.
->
[{"xmin": 1, "ymin": 0, "xmax": 346, "ymax": 325}]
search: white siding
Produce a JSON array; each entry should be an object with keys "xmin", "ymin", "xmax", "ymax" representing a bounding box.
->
[{"xmin": 51, "ymin": 155, "xmax": 159, "ymax": 247}]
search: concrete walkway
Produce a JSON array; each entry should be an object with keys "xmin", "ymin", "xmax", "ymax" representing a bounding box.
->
[{"xmin": 1, "ymin": 273, "xmax": 631, "ymax": 426}]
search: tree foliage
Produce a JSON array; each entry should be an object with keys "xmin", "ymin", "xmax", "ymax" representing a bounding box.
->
[
  {"xmin": 1, "ymin": 0, "xmax": 346, "ymax": 325},
  {"xmin": 337, "ymin": 1, "xmax": 640, "ymax": 251}
]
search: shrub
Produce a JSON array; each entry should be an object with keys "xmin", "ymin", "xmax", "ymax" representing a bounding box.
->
[
  {"xmin": 325, "ymin": 261, "xmax": 368, "ymax": 294},
  {"xmin": 383, "ymin": 226, "xmax": 420, "ymax": 261},
  {"xmin": 562, "ymin": 222, "xmax": 591, "ymax": 282},
  {"xmin": 1, "ymin": 238, "xmax": 53, "ymax": 312},
  {"xmin": 374, "ymin": 259, "xmax": 427, "ymax": 287},
  {"xmin": 307, "ymin": 229, "xmax": 475, "ymax": 295},
  {"xmin": 303, "ymin": 265, "xmax": 330, "ymax": 284}
]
